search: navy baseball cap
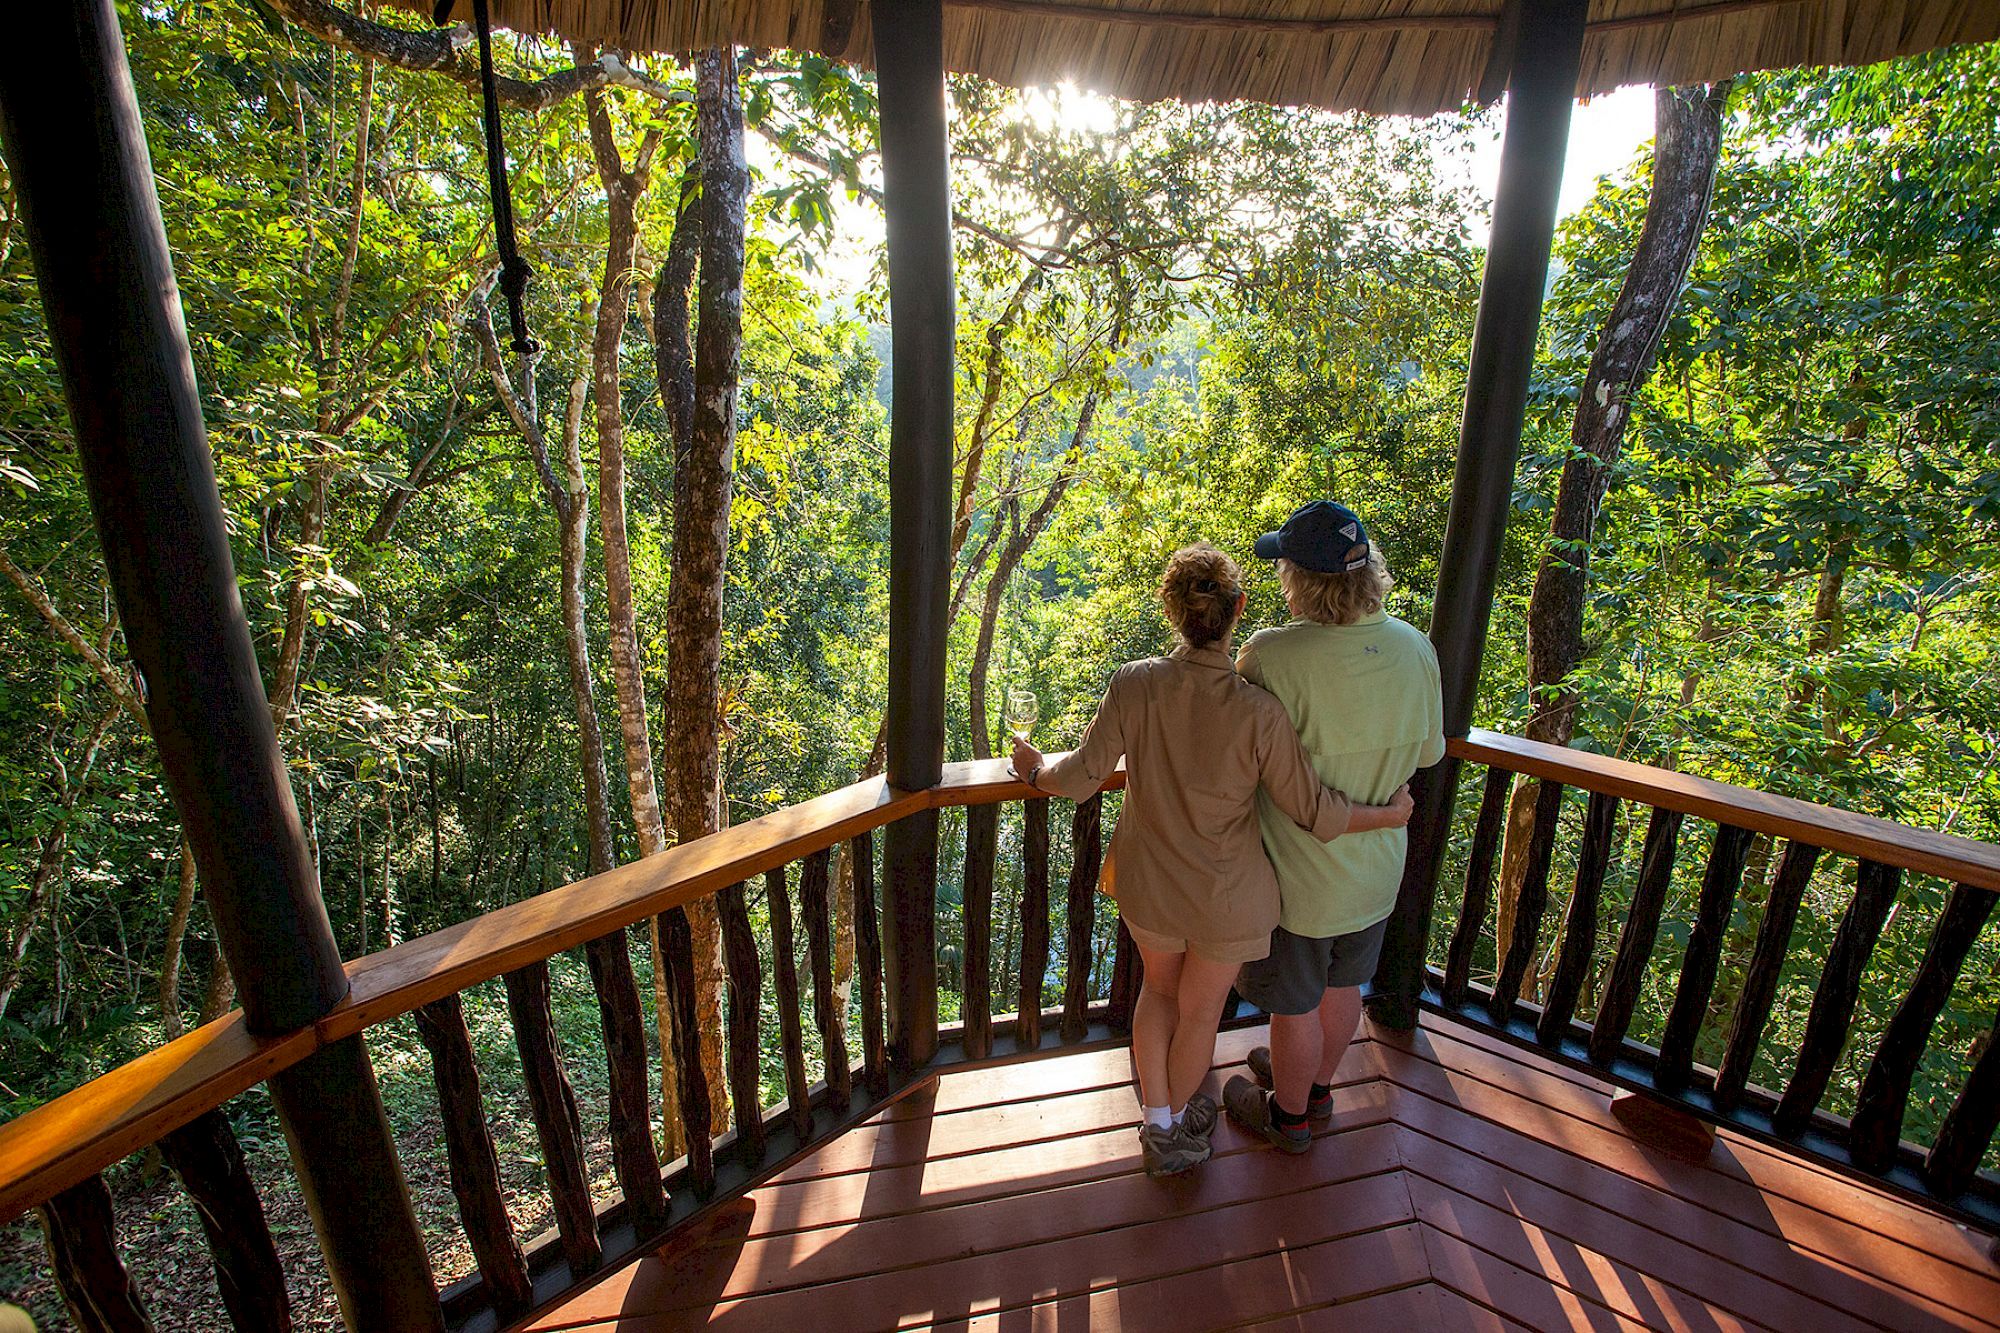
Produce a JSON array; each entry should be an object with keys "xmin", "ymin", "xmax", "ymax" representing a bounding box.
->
[{"xmin": 1254, "ymin": 501, "xmax": 1372, "ymax": 573}]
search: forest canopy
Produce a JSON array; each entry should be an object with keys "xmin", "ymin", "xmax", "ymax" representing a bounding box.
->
[{"xmin": 1, "ymin": 4, "xmax": 1997, "ymax": 1325}]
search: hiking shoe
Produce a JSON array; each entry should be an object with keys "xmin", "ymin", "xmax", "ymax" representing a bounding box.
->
[
  {"xmin": 1224, "ymin": 1074, "xmax": 1313, "ymax": 1154},
  {"xmin": 1139, "ymin": 1121, "xmax": 1210, "ymax": 1177},
  {"xmin": 1181, "ymin": 1091, "xmax": 1219, "ymax": 1142},
  {"xmin": 1247, "ymin": 1046, "xmax": 1335, "ymax": 1124}
]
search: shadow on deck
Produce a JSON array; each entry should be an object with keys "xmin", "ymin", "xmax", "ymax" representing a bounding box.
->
[{"xmin": 521, "ymin": 1015, "xmax": 2000, "ymax": 1331}]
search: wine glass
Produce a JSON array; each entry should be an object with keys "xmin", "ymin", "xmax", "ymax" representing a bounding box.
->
[{"xmin": 1004, "ymin": 688, "xmax": 1039, "ymax": 742}]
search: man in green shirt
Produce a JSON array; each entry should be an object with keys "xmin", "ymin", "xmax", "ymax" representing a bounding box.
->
[{"xmin": 1224, "ymin": 501, "xmax": 1445, "ymax": 1152}]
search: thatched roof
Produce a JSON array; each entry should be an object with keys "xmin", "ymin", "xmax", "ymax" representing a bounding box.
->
[{"xmin": 410, "ymin": 0, "xmax": 2000, "ymax": 113}]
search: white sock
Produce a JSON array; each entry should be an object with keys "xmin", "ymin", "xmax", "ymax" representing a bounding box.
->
[
  {"xmin": 1142, "ymin": 1104, "xmax": 1173, "ymax": 1131},
  {"xmin": 1169, "ymin": 1105, "xmax": 1186, "ymax": 1128}
]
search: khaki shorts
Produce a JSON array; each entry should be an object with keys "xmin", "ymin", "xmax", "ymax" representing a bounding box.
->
[{"xmin": 1122, "ymin": 916, "xmax": 1271, "ymax": 966}]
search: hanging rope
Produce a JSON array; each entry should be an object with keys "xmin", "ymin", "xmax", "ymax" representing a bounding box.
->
[{"xmin": 436, "ymin": 0, "xmax": 537, "ymax": 354}]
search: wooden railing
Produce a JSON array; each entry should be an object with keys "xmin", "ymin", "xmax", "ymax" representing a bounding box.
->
[
  {"xmin": 0, "ymin": 760, "xmax": 1131, "ymax": 1332},
  {"xmin": 9, "ymin": 733, "xmax": 2000, "ymax": 1328},
  {"xmin": 1423, "ymin": 728, "xmax": 2000, "ymax": 1227}
]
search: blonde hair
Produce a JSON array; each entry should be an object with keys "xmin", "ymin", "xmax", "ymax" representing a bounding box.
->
[
  {"xmin": 1279, "ymin": 550, "xmax": 1394, "ymax": 625},
  {"xmin": 1159, "ymin": 543, "xmax": 1243, "ymax": 648}
]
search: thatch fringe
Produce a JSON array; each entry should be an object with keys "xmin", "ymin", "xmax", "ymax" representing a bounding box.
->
[{"xmin": 390, "ymin": 0, "xmax": 2000, "ymax": 113}]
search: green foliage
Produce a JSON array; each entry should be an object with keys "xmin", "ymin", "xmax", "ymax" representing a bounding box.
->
[{"xmin": 0, "ymin": 13, "xmax": 1998, "ymax": 1322}]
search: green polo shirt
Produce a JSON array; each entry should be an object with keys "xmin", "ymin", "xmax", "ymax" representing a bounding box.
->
[{"xmin": 1237, "ymin": 612, "xmax": 1446, "ymax": 938}]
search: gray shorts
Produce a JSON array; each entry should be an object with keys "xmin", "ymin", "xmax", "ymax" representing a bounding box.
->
[{"xmin": 1235, "ymin": 918, "xmax": 1390, "ymax": 1016}]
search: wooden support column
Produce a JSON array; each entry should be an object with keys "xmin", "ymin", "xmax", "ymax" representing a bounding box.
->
[
  {"xmin": 1367, "ymin": 0, "xmax": 1587, "ymax": 1029},
  {"xmin": 0, "ymin": 4, "xmax": 441, "ymax": 1328},
  {"xmin": 874, "ymin": 0, "xmax": 955, "ymax": 1070}
]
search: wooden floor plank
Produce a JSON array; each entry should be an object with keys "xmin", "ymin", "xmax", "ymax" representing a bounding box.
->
[
  {"xmin": 1407, "ymin": 1163, "xmax": 1781, "ymax": 1333},
  {"xmin": 1420, "ymin": 1224, "xmax": 1653, "ymax": 1332},
  {"xmin": 1232, "ymin": 1284, "xmax": 1528, "ymax": 1333},
  {"xmin": 855, "ymin": 1025, "xmax": 1365, "ymax": 1123},
  {"xmin": 764, "ymin": 1045, "xmax": 1392, "ymax": 1188},
  {"xmin": 1374, "ymin": 1037, "xmax": 2000, "ymax": 1320},
  {"xmin": 1398, "ymin": 1018, "xmax": 1998, "ymax": 1277},
  {"xmin": 525, "ymin": 1009, "xmax": 2000, "ymax": 1333},
  {"xmin": 725, "ymin": 1108, "xmax": 1399, "ymax": 1247},
  {"xmin": 899, "ymin": 1225, "xmax": 1433, "ymax": 1332},
  {"xmin": 578, "ymin": 1144, "xmax": 1408, "ymax": 1316},
  {"xmin": 575, "ymin": 1172, "xmax": 1417, "ymax": 1330},
  {"xmin": 1389, "ymin": 1089, "xmax": 1993, "ymax": 1332}
]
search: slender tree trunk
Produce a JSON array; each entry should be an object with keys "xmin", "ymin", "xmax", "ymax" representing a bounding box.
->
[
  {"xmin": 1495, "ymin": 83, "xmax": 1728, "ymax": 962},
  {"xmin": 197, "ymin": 939, "xmax": 236, "ymax": 1025},
  {"xmin": 968, "ymin": 399, "xmax": 1092, "ymax": 758},
  {"xmin": 0, "ymin": 707, "xmax": 120, "ymax": 1022},
  {"xmin": 580, "ymin": 84, "xmax": 713, "ymax": 1143},
  {"xmin": 656, "ymin": 47, "xmax": 747, "ymax": 1125},
  {"xmin": 159, "ymin": 839, "xmax": 198, "ymax": 1039},
  {"xmin": 0, "ymin": 829, "xmax": 66, "ymax": 1024},
  {"xmin": 381, "ymin": 775, "xmax": 398, "ymax": 947},
  {"xmin": 473, "ymin": 302, "xmax": 621, "ymax": 876}
]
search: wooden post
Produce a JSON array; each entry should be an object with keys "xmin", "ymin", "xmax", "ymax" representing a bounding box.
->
[
  {"xmin": 874, "ymin": 0, "xmax": 955, "ymax": 1070},
  {"xmin": 1366, "ymin": 0, "xmax": 1587, "ymax": 1030},
  {"xmin": 0, "ymin": 4, "xmax": 440, "ymax": 1327}
]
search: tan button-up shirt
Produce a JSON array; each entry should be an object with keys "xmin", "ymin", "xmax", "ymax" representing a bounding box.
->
[{"xmin": 1037, "ymin": 645, "xmax": 1353, "ymax": 948}]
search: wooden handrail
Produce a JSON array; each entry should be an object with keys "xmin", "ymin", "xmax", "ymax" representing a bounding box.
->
[
  {"xmin": 1453, "ymin": 728, "xmax": 2000, "ymax": 893},
  {"xmin": 0, "ymin": 757, "xmax": 1114, "ymax": 1222},
  {"xmin": 16, "ymin": 731, "xmax": 1991, "ymax": 1224}
]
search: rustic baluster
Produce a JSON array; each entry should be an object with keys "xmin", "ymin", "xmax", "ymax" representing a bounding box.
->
[
  {"xmin": 581, "ymin": 929, "xmax": 667, "ymax": 1233},
  {"xmin": 1924, "ymin": 1013, "xmax": 2000, "ymax": 1199},
  {"xmin": 801, "ymin": 848, "xmax": 853, "ymax": 1106},
  {"xmin": 961, "ymin": 804, "xmax": 999, "ymax": 1058},
  {"xmin": 1654, "ymin": 822, "xmax": 1757, "ymax": 1092},
  {"xmin": 502, "ymin": 961, "xmax": 601, "ymax": 1274},
  {"xmin": 1849, "ymin": 883, "xmax": 1996, "ymax": 1172},
  {"xmin": 411, "ymin": 995, "xmax": 533, "ymax": 1319},
  {"xmin": 1774, "ymin": 859, "xmax": 1902, "ymax": 1138},
  {"xmin": 1443, "ymin": 765, "xmax": 1512, "ymax": 1008},
  {"xmin": 767, "ymin": 865, "xmax": 814, "ymax": 1139},
  {"xmin": 1488, "ymin": 780, "xmax": 1564, "ymax": 1024},
  {"xmin": 1589, "ymin": 806, "xmax": 1684, "ymax": 1065},
  {"xmin": 1061, "ymin": 792, "xmax": 1103, "ymax": 1041},
  {"xmin": 36, "ymin": 1172, "xmax": 153, "ymax": 1333},
  {"xmin": 660, "ymin": 904, "xmax": 716, "ymax": 1195},
  {"xmin": 155, "ymin": 1108, "xmax": 291, "ymax": 1332},
  {"xmin": 1016, "ymin": 797, "xmax": 1052, "ymax": 1047},
  {"xmin": 717, "ymin": 880, "xmax": 767, "ymax": 1161},
  {"xmin": 851, "ymin": 831, "xmax": 889, "ymax": 1094},
  {"xmin": 1106, "ymin": 918, "xmax": 1141, "ymax": 1032},
  {"xmin": 1536, "ymin": 790, "xmax": 1619, "ymax": 1047},
  {"xmin": 1713, "ymin": 840, "xmax": 1821, "ymax": 1111}
]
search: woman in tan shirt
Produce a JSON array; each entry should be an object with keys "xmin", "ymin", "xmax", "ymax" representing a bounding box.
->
[{"xmin": 1012, "ymin": 544, "xmax": 1411, "ymax": 1175}]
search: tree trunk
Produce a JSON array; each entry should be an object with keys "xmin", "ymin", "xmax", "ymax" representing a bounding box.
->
[
  {"xmin": 579, "ymin": 84, "xmax": 712, "ymax": 1145},
  {"xmin": 1495, "ymin": 82, "xmax": 1727, "ymax": 961},
  {"xmin": 197, "ymin": 939, "xmax": 236, "ymax": 1025},
  {"xmin": 0, "ymin": 828, "xmax": 66, "ymax": 1024},
  {"xmin": 656, "ymin": 47, "xmax": 748, "ymax": 1125},
  {"xmin": 967, "ymin": 396, "xmax": 1093, "ymax": 758},
  {"xmin": 0, "ymin": 706, "xmax": 120, "ymax": 1022},
  {"xmin": 472, "ymin": 302, "xmax": 621, "ymax": 877},
  {"xmin": 159, "ymin": 839, "xmax": 198, "ymax": 1039}
]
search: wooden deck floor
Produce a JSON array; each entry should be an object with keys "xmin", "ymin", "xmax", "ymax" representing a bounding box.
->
[{"xmin": 523, "ymin": 1015, "xmax": 2000, "ymax": 1331}]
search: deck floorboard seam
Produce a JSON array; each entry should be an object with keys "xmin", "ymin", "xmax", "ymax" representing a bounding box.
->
[
  {"xmin": 1372, "ymin": 1042, "xmax": 2000, "ymax": 1295},
  {"xmin": 615, "ymin": 1166, "xmax": 1414, "ymax": 1316},
  {"xmin": 694, "ymin": 1117, "xmax": 1400, "ymax": 1249},
  {"xmin": 1387, "ymin": 1095, "xmax": 1998, "ymax": 1329},
  {"xmin": 1402, "ymin": 1016, "xmax": 1992, "ymax": 1265}
]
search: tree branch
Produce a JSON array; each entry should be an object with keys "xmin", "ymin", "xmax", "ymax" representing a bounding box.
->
[
  {"xmin": 0, "ymin": 547, "xmax": 148, "ymax": 731},
  {"xmin": 268, "ymin": 0, "xmax": 691, "ymax": 110}
]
